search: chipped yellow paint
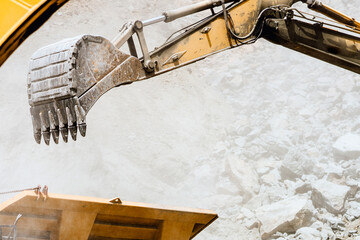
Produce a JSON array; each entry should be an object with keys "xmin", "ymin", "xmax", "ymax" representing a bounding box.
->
[{"xmin": 312, "ymin": 3, "xmax": 360, "ymax": 31}]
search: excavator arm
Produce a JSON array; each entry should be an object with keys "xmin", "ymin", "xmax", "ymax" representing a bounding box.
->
[{"xmin": 26, "ymin": 0, "xmax": 360, "ymax": 145}]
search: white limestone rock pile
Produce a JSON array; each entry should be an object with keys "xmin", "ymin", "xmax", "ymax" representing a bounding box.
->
[
  {"xmin": 280, "ymin": 147, "xmax": 325, "ymax": 180},
  {"xmin": 237, "ymin": 207, "xmax": 259, "ymax": 230},
  {"xmin": 311, "ymin": 179, "xmax": 351, "ymax": 214},
  {"xmin": 230, "ymin": 129, "xmax": 360, "ymax": 239},
  {"xmin": 333, "ymin": 134, "xmax": 360, "ymax": 160},
  {"xmin": 294, "ymin": 227, "xmax": 322, "ymax": 240},
  {"xmin": 346, "ymin": 202, "xmax": 360, "ymax": 219},
  {"xmin": 255, "ymin": 196, "xmax": 314, "ymax": 239}
]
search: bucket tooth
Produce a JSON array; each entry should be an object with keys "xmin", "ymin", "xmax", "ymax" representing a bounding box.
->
[
  {"xmin": 48, "ymin": 111, "xmax": 56, "ymax": 129},
  {"xmin": 75, "ymin": 105, "xmax": 86, "ymax": 137},
  {"xmin": 39, "ymin": 112, "xmax": 48, "ymax": 132},
  {"xmin": 74, "ymin": 105, "xmax": 84, "ymax": 123},
  {"xmin": 43, "ymin": 131, "xmax": 51, "ymax": 145},
  {"xmin": 78, "ymin": 124, "xmax": 87, "ymax": 137},
  {"xmin": 57, "ymin": 109, "xmax": 65, "ymax": 128},
  {"xmin": 31, "ymin": 115, "xmax": 41, "ymax": 144},
  {"xmin": 34, "ymin": 133, "xmax": 41, "ymax": 144},
  {"xmin": 66, "ymin": 105, "xmax": 77, "ymax": 140},
  {"xmin": 69, "ymin": 126, "xmax": 77, "ymax": 141},
  {"xmin": 48, "ymin": 110, "xmax": 59, "ymax": 144},
  {"xmin": 51, "ymin": 129, "xmax": 59, "ymax": 144},
  {"xmin": 66, "ymin": 107, "xmax": 74, "ymax": 126},
  {"xmin": 39, "ymin": 112, "xmax": 50, "ymax": 145},
  {"xmin": 60, "ymin": 127, "xmax": 69, "ymax": 143},
  {"xmin": 57, "ymin": 108, "xmax": 68, "ymax": 143}
]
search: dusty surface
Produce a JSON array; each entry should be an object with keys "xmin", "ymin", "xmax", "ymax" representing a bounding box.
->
[{"xmin": 0, "ymin": 0, "xmax": 359, "ymax": 239}]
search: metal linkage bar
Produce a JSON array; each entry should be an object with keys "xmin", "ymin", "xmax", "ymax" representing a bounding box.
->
[
  {"xmin": 162, "ymin": 0, "xmax": 237, "ymax": 22},
  {"xmin": 142, "ymin": 15, "xmax": 166, "ymax": 26},
  {"xmin": 301, "ymin": 0, "xmax": 360, "ymax": 30},
  {"xmin": 112, "ymin": 0, "xmax": 238, "ymax": 50}
]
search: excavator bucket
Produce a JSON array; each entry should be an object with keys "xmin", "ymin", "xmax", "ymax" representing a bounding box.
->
[{"xmin": 27, "ymin": 35, "xmax": 142, "ymax": 145}]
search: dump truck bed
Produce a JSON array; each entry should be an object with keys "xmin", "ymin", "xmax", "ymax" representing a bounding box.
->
[{"xmin": 0, "ymin": 191, "xmax": 217, "ymax": 240}]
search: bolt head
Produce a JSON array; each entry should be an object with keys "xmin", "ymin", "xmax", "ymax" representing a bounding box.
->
[
  {"xmin": 145, "ymin": 60, "xmax": 155, "ymax": 72},
  {"xmin": 134, "ymin": 20, "xmax": 143, "ymax": 30},
  {"xmin": 172, "ymin": 55, "xmax": 179, "ymax": 61},
  {"xmin": 148, "ymin": 61, "xmax": 155, "ymax": 69}
]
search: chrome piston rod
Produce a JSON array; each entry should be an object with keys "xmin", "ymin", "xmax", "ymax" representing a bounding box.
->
[
  {"xmin": 142, "ymin": 15, "xmax": 166, "ymax": 26},
  {"xmin": 113, "ymin": 0, "xmax": 237, "ymax": 48},
  {"xmin": 143, "ymin": 0, "xmax": 238, "ymax": 26}
]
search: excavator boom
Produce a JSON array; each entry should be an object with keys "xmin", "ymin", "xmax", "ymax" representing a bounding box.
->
[{"xmin": 25, "ymin": 0, "xmax": 360, "ymax": 145}]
